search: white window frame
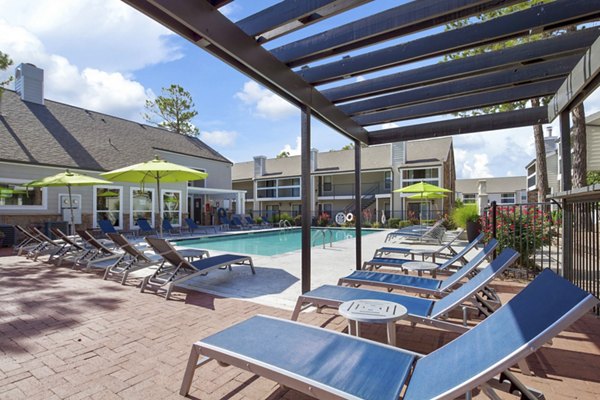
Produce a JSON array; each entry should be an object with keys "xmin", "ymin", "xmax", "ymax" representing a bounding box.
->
[
  {"xmin": 161, "ymin": 189, "xmax": 182, "ymax": 227},
  {"xmin": 400, "ymin": 166, "xmax": 441, "ymax": 188},
  {"xmin": 0, "ymin": 177, "xmax": 48, "ymax": 210},
  {"xmin": 462, "ymin": 193, "xmax": 476, "ymax": 204},
  {"xmin": 130, "ymin": 187, "xmax": 156, "ymax": 230},
  {"xmin": 500, "ymin": 193, "xmax": 516, "ymax": 204},
  {"xmin": 384, "ymin": 171, "xmax": 392, "ymax": 191},
  {"xmin": 93, "ymin": 185, "xmax": 124, "ymax": 229},
  {"xmin": 256, "ymin": 178, "xmax": 301, "ymax": 200}
]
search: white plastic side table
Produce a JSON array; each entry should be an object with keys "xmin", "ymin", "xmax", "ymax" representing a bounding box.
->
[
  {"xmin": 402, "ymin": 260, "xmax": 439, "ymax": 278},
  {"xmin": 339, "ymin": 299, "xmax": 408, "ymax": 346}
]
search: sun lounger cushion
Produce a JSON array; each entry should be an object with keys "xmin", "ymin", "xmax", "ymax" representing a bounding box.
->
[
  {"xmin": 189, "ymin": 254, "xmax": 250, "ymax": 272},
  {"xmin": 342, "ymin": 270, "xmax": 443, "ymax": 291},
  {"xmin": 200, "ymin": 315, "xmax": 414, "ymax": 399}
]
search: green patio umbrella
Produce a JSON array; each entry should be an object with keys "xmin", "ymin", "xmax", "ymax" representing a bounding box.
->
[
  {"xmin": 100, "ymin": 156, "xmax": 208, "ymax": 236},
  {"xmin": 394, "ymin": 181, "xmax": 451, "ymax": 224},
  {"xmin": 27, "ymin": 170, "xmax": 113, "ymax": 235}
]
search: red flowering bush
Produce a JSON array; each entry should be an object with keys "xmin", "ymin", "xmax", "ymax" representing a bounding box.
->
[{"xmin": 483, "ymin": 205, "xmax": 553, "ymax": 271}]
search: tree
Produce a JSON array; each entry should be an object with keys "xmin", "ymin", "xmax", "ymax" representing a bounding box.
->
[
  {"xmin": 0, "ymin": 51, "xmax": 14, "ymax": 96},
  {"xmin": 143, "ymin": 84, "xmax": 199, "ymax": 136},
  {"xmin": 446, "ymin": 0, "xmax": 588, "ymax": 195},
  {"xmin": 276, "ymin": 151, "xmax": 290, "ymax": 158}
]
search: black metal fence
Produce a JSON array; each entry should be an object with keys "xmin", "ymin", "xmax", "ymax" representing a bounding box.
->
[
  {"xmin": 558, "ymin": 185, "xmax": 600, "ymax": 315},
  {"xmin": 482, "ymin": 201, "xmax": 561, "ymax": 275}
]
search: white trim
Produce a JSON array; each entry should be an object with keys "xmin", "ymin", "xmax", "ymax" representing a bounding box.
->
[
  {"xmin": 93, "ymin": 185, "xmax": 124, "ymax": 229},
  {"xmin": 0, "ymin": 177, "xmax": 48, "ymax": 210},
  {"xmin": 130, "ymin": 187, "xmax": 156, "ymax": 229},
  {"xmin": 162, "ymin": 189, "xmax": 182, "ymax": 226}
]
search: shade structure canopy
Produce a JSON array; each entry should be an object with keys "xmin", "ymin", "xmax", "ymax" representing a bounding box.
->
[
  {"xmin": 394, "ymin": 181, "xmax": 452, "ymax": 194},
  {"xmin": 27, "ymin": 170, "xmax": 113, "ymax": 234},
  {"xmin": 121, "ymin": 0, "xmax": 600, "ymax": 145},
  {"xmin": 100, "ymin": 156, "xmax": 208, "ymax": 236}
]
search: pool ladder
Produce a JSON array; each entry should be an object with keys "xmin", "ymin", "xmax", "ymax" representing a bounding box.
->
[
  {"xmin": 312, "ymin": 229, "xmax": 333, "ymax": 249},
  {"xmin": 279, "ymin": 220, "xmax": 293, "ymax": 229}
]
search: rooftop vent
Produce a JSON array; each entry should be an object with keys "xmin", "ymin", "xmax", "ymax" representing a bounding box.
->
[{"xmin": 15, "ymin": 63, "xmax": 44, "ymax": 105}]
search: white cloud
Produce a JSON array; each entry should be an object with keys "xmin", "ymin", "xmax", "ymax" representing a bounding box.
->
[
  {"xmin": 455, "ymin": 148, "xmax": 493, "ymax": 178},
  {"xmin": 234, "ymin": 81, "xmax": 297, "ymax": 120},
  {"xmin": 200, "ymin": 130, "xmax": 238, "ymax": 147},
  {"xmin": 0, "ymin": 19, "xmax": 152, "ymax": 121},
  {"xmin": 281, "ymin": 136, "xmax": 302, "ymax": 156},
  {"xmin": 0, "ymin": 0, "xmax": 181, "ymax": 72}
]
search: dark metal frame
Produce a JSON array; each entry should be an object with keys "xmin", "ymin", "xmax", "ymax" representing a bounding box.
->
[{"xmin": 122, "ymin": 0, "xmax": 600, "ymax": 291}]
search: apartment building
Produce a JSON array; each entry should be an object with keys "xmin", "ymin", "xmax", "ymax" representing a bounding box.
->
[{"xmin": 232, "ymin": 138, "xmax": 455, "ymax": 222}]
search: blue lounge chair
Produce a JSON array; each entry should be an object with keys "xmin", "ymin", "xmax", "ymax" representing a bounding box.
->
[
  {"xmin": 179, "ymin": 269, "xmax": 599, "ymax": 399},
  {"xmin": 339, "ymin": 239, "xmax": 498, "ymax": 297},
  {"xmin": 385, "ymin": 220, "xmax": 445, "ymax": 243},
  {"xmin": 292, "ymin": 248, "xmax": 519, "ymax": 331},
  {"xmin": 375, "ymin": 229, "xmax": 472, "ymax": 263},
  {"xmin": 162, "ymin": 219, "xmax": 188, "ymax": 236},
  {"xmin": 141, "ymin": 237, "xmax": 254, "ymax": 300},
  {"xmin": 243, "ymin": 216, "xmax": 262, "ymax": 229},
  {"xmin": 98, "ymin": 219, "xmax": 135, "ymax": 238},
  {"xmin": 136, "ymin": 218, "xmax": 158, "ymax": 236},
  {"xmin": 221, "ymin": 216, "xmax": 243, "ymax": 230}
]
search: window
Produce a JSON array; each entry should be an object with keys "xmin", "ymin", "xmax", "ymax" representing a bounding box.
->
[
  {"xmin": 187, "ymin": 169, "xmax": 206, "ymax": 188},
  {"xmin": 257, "ymin": 178, "xmax": 301, "ymax": 199},
  {"xmin": 322, "ymin": 203, "xmax": 332, "ymax": 216},
  {"xmin": 131, "ymin": 188, "xmax": 155, "ymax": 228},
  {"xmin": 94, "ymin": 186, "xmax": 122, "ymax": 228},
  {"xmin": 162, "ymin": 190, "xmax": 181, "ymax": 226},
  {"xmin": 291, "ymin": 204, "xmax": 301, "ymax": 217},
  {"xmin": 0, "ymin": 180, "xmax": 45, "ymax": 209},
  {"xmin": 463, "ymin": 194, "xmax": 476, "ymax": 203},
  {"xmin": 384, "ymin": 171, "xmax": 392, "ymax": 191},
  {"xmin": 500, "ymin": 193, "xmax": 515, "ymax": 204},
  {"xmin": 401, "ymin": 168, "xmax": 440, "ymax": 187},
  {"xmin": 323, "ymin": 176, "xmax": 332, "ymax": 192}
]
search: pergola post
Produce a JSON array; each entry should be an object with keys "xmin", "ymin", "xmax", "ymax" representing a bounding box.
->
[
  {"xmin": 354, "ymin": 140, "xmax": 362, "ymax": 270},
  {"xmin": 560, "ymin": 110, "xmax": 572, "ymax": 191},
  {"xmin": 301, "ymin": 105, "xmax": 312, "ymax": 293}
]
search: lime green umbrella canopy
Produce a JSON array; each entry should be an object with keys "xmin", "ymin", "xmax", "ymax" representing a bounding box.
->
[
  {"xmin": 393, "ymin": 181, "xmax": 452, "ymax": 193},
  {"xmin": 407, "ymin": 192, "xmax": 447, "ymax": 200},
  {"xmin": 27, "ymin": 170, "xmax": 113, "ymax": 234},
  {"xmin": 100, "ymin": 156, "xmax": 208, "ymax": 236}
]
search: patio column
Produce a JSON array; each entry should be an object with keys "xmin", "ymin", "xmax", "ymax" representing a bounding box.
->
[
  {"xmin": 354, "ymin": 139, "xmax": 362, "ymax": 270},
  {"xmin": 560, "ymin": 110, "xmax": 572, "ymax": 191},
  {"xmin": 237, "ymin": 191, "xmax": 245, "ymax": 215},
  {"xmin": 301, "ymin": 105, "xmax": 311, "ymax": 293}
]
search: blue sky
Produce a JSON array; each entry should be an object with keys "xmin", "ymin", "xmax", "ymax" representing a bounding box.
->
[{"xmin": 1, "ymin": 0, "xmax": 599, "ymax": 178}]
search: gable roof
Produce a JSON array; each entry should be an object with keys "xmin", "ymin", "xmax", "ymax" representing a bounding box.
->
[{"xmin": 0, "ymin": 90, "xmax": 231, "ymax": 171}]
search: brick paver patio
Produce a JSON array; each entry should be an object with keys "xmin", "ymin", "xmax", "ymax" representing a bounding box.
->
[{"xmin": 1, "ymin": 253, "xmax": 599, "ymax": 399}]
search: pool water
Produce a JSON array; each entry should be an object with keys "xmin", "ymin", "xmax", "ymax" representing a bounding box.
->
[{"xmin": 175, "ymin": 228, "xmax": 379, "ymax": 256}]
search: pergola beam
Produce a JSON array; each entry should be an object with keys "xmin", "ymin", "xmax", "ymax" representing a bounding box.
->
[
  {"xmin": 549, "ymin": 33, "xmax": 600, "ymax": 121},
  {"xmin": 272, "ymin": 0, "xmax": 521, "ymax": 67},
  {"xmin": 341, "ymin": 56, "xmax": 579, "ymax": 116},
  {"xmin": 354, "ymin": 79, "xmax": 563, "ymax": 126},
  {"xmin": 323, "ymin": 28, "xmax": 600, "ymax": 103},
  {"xmin": 131, "ymin": 0, "xmax": 369, "ymax": 144},
  {"xmin": 236, "ymin": 0, "xmax": 371, "ymax": 43},
  {"xmin": 368, "ymin": 107, "xmax": 549, "ymax": 144},
  {"xmin": 299, "ymin": 0, "xmax": 600, "ymax": 85}
]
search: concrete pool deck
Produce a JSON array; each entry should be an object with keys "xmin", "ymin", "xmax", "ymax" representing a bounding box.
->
[{"xmin": 172, "ymin": 229, "xmax": 408, "ymax": 309}]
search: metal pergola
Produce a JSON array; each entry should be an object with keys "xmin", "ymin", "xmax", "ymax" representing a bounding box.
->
[{"xmin": 122, "ymin": 0, "xmax": 600, "ymax": 292}]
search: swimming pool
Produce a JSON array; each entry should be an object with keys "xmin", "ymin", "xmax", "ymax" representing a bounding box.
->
[{"xmin": 175, "ymin": 228, "xmax": 379, "ymax": 256}]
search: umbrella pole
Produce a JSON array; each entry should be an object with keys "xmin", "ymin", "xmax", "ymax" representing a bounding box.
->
[
  {"xmin": 157, "ymin": 176, "xmax": 162, "ymax": 237},
  {"xmin": 68, "ymin": 185, "xmax": 75, "ymax": 236}
]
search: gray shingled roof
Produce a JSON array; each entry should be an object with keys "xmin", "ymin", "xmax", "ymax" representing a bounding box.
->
[{"xmin": 0, "ymin": 90, "xmax": 231, "ymax": 170}]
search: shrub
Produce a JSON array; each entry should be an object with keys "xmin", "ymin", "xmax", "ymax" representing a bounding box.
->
[
  {"xmin": 387, "ymin": 218, "xmax": 401, "ymax": 228},
  {"xmin": 371, "ymin": 222, "xmax": 381, "ymax": 229},
  {"xmin": 482, "ymin": 205, "xmax": 552, "ymax": 271},
  {"xmin": 451, "ymin": 204, "xmax": 479, "ymax": 228},
  {"xmin": 316, "ymin": 213, "xmax": 330, "ymax": 227}
]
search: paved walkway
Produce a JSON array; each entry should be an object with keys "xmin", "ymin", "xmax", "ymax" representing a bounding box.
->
[{"xmin": 0, "ymin": 252, "xmax": 599, "ymax": 399}]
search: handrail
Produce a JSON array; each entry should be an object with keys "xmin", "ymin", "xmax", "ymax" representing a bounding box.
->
[
  {"xmin": 279, "ymin": 220, "xmax": 292, "ymax": 229},
  {"xmin": 312, "ymin": 228, "xmax": 333, "ymax": 248}
]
